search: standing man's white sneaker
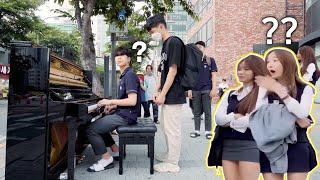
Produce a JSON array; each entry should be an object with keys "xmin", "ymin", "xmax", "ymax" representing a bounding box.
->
[{"xmin": 154, "ymin": 162, "xmax": 180, "ymax": 173}]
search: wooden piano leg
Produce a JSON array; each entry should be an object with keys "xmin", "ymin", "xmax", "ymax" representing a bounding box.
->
[{"xmin": 68, "ymin": 120, "xmax": 77, "ymax": 180}]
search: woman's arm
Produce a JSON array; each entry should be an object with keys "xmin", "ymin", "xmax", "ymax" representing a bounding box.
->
[
  {"xmin": 303, "ymin": 63, "xmax": 316, "ymax": 81},
  {"xmin": 255, "ymin": 76, "xmax": 314, "ymax": 119},
  {"xmin": 282, "ymin": 85, "xmax": 314, "ymax": 119},
  {"xmin": 230, "ymin": 87, "xmax": 268, "ymax": 132},
  {"xmin": 215, "ymin": 91, "xmax": 235, "ymax": 127}
]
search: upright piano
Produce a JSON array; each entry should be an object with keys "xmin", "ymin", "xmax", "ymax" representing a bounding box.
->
[{"xmin": 6, "ymin": 42, "xmax": 103, "ymax": 180}]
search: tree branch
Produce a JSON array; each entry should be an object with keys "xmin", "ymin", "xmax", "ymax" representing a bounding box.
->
[{"xmin": 74, "ymin": 0, "xmax": 82, "ymax": 29}]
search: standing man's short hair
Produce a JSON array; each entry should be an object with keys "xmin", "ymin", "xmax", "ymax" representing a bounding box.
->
[
  {"xmin": 195, "ymin": 41, "xmax": 206, "ymax": 47},
  {"xmin": 145, "ymin": 14, "xmax": 167, "ymax": 32}
]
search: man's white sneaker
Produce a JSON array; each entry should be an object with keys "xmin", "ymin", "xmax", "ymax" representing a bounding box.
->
[
  {"xmin": 87, "ymin": 157, "xmax": 114, "ymax": 172},
  {"xmin": 154, "ymin": 162, "xmax": 180, "ymax": 173}
]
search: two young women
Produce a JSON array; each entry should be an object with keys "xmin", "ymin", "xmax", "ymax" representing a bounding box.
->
[{"xmin": 214, "ymin": 48, "xmax": 317, "ymax": 180}]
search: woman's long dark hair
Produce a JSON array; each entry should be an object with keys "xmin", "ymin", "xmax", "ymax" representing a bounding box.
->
[{"xmin": 236, "ymin": 55, "xmax": 269, "ymax": 115}]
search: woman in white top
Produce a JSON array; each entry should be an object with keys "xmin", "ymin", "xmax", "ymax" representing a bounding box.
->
[
  {"xmin": 297, "ymin": 45, "xmax": 320, "ymax": 85},
  {"xmin": 213, "ymin": 54, "xmax": 269, "ymax": 180},
  {"xmin": 255, "ymin": 47, "xmax": 317, "ymax": 180}
]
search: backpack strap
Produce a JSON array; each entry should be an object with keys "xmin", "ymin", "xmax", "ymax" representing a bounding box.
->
[
  {"xmin": 165, "ymin": 36, "xmax": 184, "ymax": 53},
  {"xmin": 205, "ymin": 56, "xmax": 211, "ymax": 66},
  {"xmin": 165, "ymin": 37, "xmax": 173, "ymax": 55}
]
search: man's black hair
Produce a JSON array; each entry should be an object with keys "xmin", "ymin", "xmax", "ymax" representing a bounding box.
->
[
  {"xmin": 114, "ymin": 46, "xmax": 132, "ymax": 58},
  {"xmin": 222, "ymin": 79, "xmax": 227, "ymax": 82},
  {"xmin": 145, "ymin": 14, "xmax": 167, "ymax": 32},
  {"xmin": 195, "ymin": 41, "xmax": 206, "ymax": 47},
  {"xmin": 146, "ymin": 64, "xmax": 153, "ymax": 70}
]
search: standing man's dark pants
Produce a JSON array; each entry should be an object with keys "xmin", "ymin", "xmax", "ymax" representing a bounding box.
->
[
  {"xmin": 141, "ymin": 102, "xmax": 150, "ymax": 117},
  {"xmin": 147, "ymin": 100, "xmax": 158, "ymax": 122},
  {"xmin": 192, "ymin": 90, "xmax": 211, "ymax": 132},
  {"xmin": 87, "ymin": 114, "xmax": 127, "ymax": 155},
  {"xmin": 189, "ymin": 99, "xmax": 194, "ymax": 116}
]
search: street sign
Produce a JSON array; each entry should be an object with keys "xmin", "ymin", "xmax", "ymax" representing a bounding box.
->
[
  {"xmin": 115, "ymin": 35, "xmax": 134, "ymax": 41},
  {"xmin": 109, "ymin": 19, "xmax": 128, "ymax": 33}
]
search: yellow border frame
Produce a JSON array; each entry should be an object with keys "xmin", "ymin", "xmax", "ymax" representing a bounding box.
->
[{"xmin": 205, "ymin": 47, "xmax": 320, "ymax": 180}]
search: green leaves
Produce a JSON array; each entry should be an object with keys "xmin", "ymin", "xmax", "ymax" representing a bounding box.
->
[
  {"xmin": 26, "ymin": 21, "xmax": 81, "ymax": 63},
  {"xmin": 0, "ymin": 0, "xmax": 44, "ymax": 46}
]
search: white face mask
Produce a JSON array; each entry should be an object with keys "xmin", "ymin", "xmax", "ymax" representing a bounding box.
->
[{"xmin": 151, "ymin": 32, "xmax": 162, "ymax": 42}]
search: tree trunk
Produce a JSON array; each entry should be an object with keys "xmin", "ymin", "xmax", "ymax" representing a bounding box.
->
[{"xmin": 76, "ymin": 0, "xmax": 103, "ymax": 96}]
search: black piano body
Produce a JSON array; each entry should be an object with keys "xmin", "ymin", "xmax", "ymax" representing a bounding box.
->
[{"xmin": 6, "ymin": 42, "xmax": 102, "ymax": 180}]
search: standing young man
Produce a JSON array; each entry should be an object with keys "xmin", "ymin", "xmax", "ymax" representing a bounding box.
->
[
  {"xmin": 188, "ymin": 41, "xmax": 218, "ymax": 139},
  {"xmin": 145, "ymin": 14, "xmax": 186, "ymax": 173},
  {"xmin": 144, "ymin": 65, "xmax": 159, "ymax": 123},
  {"xmin": 86, "ymin": 46, "xmax": 140, "ymax": 172}
]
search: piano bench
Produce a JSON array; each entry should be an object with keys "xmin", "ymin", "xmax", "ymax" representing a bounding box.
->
[{"xmin": 116, "ymin": 118, "xmax": 157, "ymax": 175}]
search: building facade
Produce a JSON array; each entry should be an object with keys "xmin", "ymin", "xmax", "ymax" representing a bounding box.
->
[
  {"xmin": 165, "ymin": 2, "xmax": 188, "ymax": 42},
  {"xmin": 187, "ymin": 0, "xmax": 304, "ymax": 82},
  {"xmin": 92, "ymin": 15, "xmax": 110, "ymax": 58}
]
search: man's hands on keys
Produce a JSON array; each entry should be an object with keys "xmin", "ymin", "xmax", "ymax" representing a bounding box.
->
[
  {"xmin": 98, "ymin": 99, "xmax": 113, "ymax": 107},
  {"xmin": 104, "ymin": 105, "xmax": 117, "ymax": 114}
]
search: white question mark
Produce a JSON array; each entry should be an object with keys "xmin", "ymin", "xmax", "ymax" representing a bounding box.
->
[
  {"xmin": 262, "ymin": 17, "xmax": 279, "ymax": 45},
  {"xmin": 132, "ymin": 41, "xmax": 147, "ymax": 63},
  {"xmin": 281, "ymin": 17, "xmax": 298, "ymax": 45}
]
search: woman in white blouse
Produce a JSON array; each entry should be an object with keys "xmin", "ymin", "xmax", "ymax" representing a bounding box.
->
[
  {"xmin": 214, "ymin": 54, "xmax": 269, "ymax": 180},
  {"xmin": 255, "ymin": 47, "xmax": 317, "ymax": 180},
  {"xmin": 297, "ymin": 45, "xmax": 320, "ymax": 85}
]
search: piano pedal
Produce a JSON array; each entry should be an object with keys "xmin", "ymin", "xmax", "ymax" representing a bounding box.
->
[{"xmin": 76, "ymin": 155, "xmax": 86, "ymax": 165}]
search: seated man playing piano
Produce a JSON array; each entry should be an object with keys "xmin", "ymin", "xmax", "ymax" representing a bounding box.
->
[{"xmin": 86, "ymin": 46, "xmax": 141, "ymax": 172}]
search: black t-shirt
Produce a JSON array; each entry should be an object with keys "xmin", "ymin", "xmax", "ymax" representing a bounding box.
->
[{"xmin": 158, "ymin": 36, "xmax": 186, "ymax": 104}]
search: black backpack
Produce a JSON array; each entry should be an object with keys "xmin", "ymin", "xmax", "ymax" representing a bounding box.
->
[{"xmin": 165, "ymin": 36, "xmax": 203, "ymax": 90}]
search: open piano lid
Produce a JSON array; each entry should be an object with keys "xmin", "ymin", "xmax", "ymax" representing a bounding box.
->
[{"xmin": 49, "ymin": 54, "xmax": 92, "ymax": 88}]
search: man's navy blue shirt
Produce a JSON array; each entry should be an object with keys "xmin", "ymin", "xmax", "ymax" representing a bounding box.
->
[
  {"xmin": 193, "ymin": 56, "xmax": 218, "ymax": 91},
  {"xmin": 115, "ymin": 67, "xmax": 141, "ymax": 125}
]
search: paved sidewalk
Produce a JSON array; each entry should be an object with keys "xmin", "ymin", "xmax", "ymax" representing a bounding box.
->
[
  {"xmin": 0, "ymin": 103, "xmax": 319, "ymax": 179},
  {"xmin": 75, "ymin": 104, "xmax": 320, "ymax": 180},
  {"xmin": 75, "ymin": 103, "xmax": 219, "ymax": 180}
]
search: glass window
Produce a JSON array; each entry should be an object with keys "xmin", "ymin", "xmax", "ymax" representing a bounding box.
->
[
  {"xmin": 206, "ymin": 38, "xmax": 212, "ymax": 46},
  {"xmin": 196, "ymin": 31, "xmax": 199, "ymax": 42},
  {"xmin": 201, "ymin": 25, "xmax": 206, "ymax": 42},
  {"xmin": 207, "ymin": 18, "xmax": 213, "ymax": 39},
  {"xmin": 176, "ymin": 25, "xmax": 186, "ymax": 31},
  {"xmin": 306, "ymin": 0, "xmax": 318, "ymax": 10},
  {"xmin": 208, "ymin": 0, "xmax": 213, "ymax": 8}
]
